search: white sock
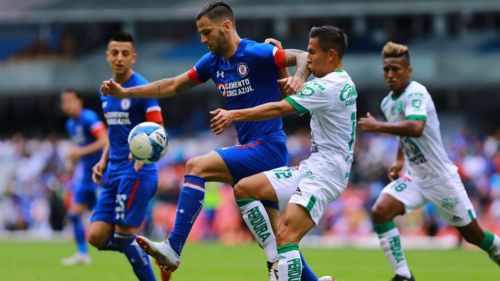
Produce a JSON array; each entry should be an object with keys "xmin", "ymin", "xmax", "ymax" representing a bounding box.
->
[
  {"xmin": 237, "ymin": 199, "xmax": 278, "ymax": 262},
  {"xmin": 278, "ymin": 243, "xmax": 302, "ymax": 281},
  {"xmin": 375, "ymin": 222, "xmax": 412, "ymax": 278}
]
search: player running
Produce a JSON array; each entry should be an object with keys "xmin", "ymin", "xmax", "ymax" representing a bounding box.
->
[
  {"xmin": 358, "ymin": 41, "xmax": 500, "ymax": 281},
  {"xmin": 60, "ymin": 89, "xmax": 107, "ymax": 266},
  {"xmin": 88, "ymin": 30, "xmax": 170, "ymax": 281},
  {"xmin": 210, "ymin": 25, "xmax": 354, "ymax": 281},
  {"xmin": 100, "ymin": 1, "xmax": 310, "ymax": 278}
]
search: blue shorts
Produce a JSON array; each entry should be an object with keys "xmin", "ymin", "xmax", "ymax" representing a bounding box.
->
[
  {"xmin": 72, "ymin": 180, "xmax": 98, "ymax": 209},
  {"xmin": 91, "ymin": 171, "xmax": 157, "ymax": 227},
  {"xmin": 71, "ymin": 164, "xmax": 98, "ymax": 208},
  {"xmin": 216, "ymin": 135, "xmax": 288, "ymax": 184}
]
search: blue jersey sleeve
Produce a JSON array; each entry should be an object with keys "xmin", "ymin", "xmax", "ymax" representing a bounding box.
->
[
  {"xmin": 191, "ymin": 53, "xmax": 213, "ymax": 83},
  {"xmin": 247, "ymin": 42, "xmax": 284, "ymax": 69}
]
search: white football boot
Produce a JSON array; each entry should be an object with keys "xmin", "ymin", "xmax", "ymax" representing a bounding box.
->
[
  {"xmin": 61, "ymin": 253, "xmax": 91, "ymax": 266},
  {"xmin": 136, "ymin": 236, "xmax": 180, "ymax": 272}
]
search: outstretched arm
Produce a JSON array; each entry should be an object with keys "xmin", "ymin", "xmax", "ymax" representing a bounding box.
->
[
  {"xmin": 101, "ymin": 71, "xmax": 198, "ymax": 99},
  {"xmin": 210, "ymin": 100, "xmax": 296, "ymax": 135},
  {"xmin": 358, "ymin": 112, "xmax": 425, "ymax": 137}
]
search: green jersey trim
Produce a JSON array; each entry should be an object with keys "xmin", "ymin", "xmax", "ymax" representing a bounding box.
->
[
  {"xmin": 284, "ymin": 96, "xmax": 308, "ymax": 116},
  {"xmin": 406, "ymin": 114, "xmax": 427, "ymax": 121}
]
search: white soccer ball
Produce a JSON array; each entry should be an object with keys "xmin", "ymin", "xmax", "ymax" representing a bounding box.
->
[{"xmin": 128, "ymin": 122, "xmax": 169, "ymax": 163}]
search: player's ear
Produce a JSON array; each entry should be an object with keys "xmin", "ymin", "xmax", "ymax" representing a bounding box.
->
[
  {"xmin": 328, "ymin": 48, "xmax": 337, "ymax": 63},
  {"xmin": 222, "ymin": 19, "xmax": 232, "ymax": 32}
]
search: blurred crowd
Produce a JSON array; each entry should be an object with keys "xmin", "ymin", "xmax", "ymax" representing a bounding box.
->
[{"xmin": 0, "ymin": 126, "xmax": 499, "ymax": 245}]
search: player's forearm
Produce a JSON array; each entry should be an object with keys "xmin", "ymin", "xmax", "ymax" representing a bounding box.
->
[
  {"xmin": 126, "ymin": 79, "xmax": 177, "ymax": 98},
  {"xmin": 285, "ymin": 49, "xmax": 310, "ymax": 81},
  {"xmin": 80, "ymin": 134, "xmax": 108, "ymax": 157},
  {"xmin": 233, "ymin": 102, "xmax": 290, "ymax": 121},
  {"xmin": 396, "ymin": 145, "xmax": 404, "ymax": 164},
  {"xmin": 375, "ymin": 120, "xmax": 424, "ymax": 137},
  {"xmin": 293, "ymin": 52, "xmax": 310, "ymax": 81},
  {"xmin": 99, "ymin": 141, "xmax": 110, "ymax": 162}
]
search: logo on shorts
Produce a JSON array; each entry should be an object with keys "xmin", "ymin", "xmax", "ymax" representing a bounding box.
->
[
  {"xmin": 294, "ymin": 186, "xmax": 302, "ymax": 196},
  {"xmin": 451, "ymin": 215, "xmax": 463, "ymax": 223},
  {"xmin": 120, "ymin": 99, "xmax": 131, "ymax": 110},
  {"xmin": 237, "ymin": 62, "xmax": 249, "ymax": 77},
  {"xmin": 441, "ymin": 197, "xmax": 459, "ymax": 211}
]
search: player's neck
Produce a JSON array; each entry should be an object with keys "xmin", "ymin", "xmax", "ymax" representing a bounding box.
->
[
  {"xmin": 222, "ymin": 33, "xmax": 241, "ymax": 60},
  {"xmin": 114, "ymin": 69, "xmax": 133, "ymax": 84},
  {"xmin": 392, "ymin": 81, "xmax": 410, "ymax": 97}
]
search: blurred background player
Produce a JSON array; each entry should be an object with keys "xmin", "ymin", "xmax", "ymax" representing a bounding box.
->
[
  {"xmin": 210, "ymin": 25, "xmax": 353, "ymax": 281},
  {"xmin": 100, "ymin": 1, "xmax": 310, "ymax": 278},
  {"xmin": 88, "ymin": 30, "xmax": 170, "ymax": 281},
  {"xmin": 59, "ymin": 88, "xmax": 107, "ymax": 265},
  {"xmin": 358, "ymin": 41, "xmax": 500, "ymax": 281}
]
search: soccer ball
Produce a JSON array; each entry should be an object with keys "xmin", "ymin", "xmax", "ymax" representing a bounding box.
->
[{"xmin": 128, "ymin": 122, "xmax": 169, "ymax": 163}]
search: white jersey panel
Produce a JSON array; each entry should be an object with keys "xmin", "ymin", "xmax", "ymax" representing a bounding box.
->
[
  {"xmin": 286, "ymin": 70, "xmax": 357, "ymax": 188},
  {"xmin": 380, "ymin": 81, "xmax": 457, "ymax": 185}
]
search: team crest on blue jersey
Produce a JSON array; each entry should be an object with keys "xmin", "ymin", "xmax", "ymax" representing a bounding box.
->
[
  {"xmin": 217, "ymin": 83, "xmax": 227, "ymax": 97},
  {"xmin": 237, "ymin": 62, "xmax": 249, "ymax": 77},
  {"xmin": 121, "ymin": 99, "xmax": 131, "ymax": 110}
]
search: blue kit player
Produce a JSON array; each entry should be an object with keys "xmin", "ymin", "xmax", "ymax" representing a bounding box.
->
[
  {"xmin": 60, "ymin": 89, "xmax": 107, "ymax": 266},
  {"xmin": 88, "ymin": 30, "xmax": 170, "ymax": 281},
  {"xmin": 100, "ymin": 1, "xmax": 311, "ymax": 279}
]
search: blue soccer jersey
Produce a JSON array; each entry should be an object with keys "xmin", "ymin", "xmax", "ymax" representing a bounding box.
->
[
  {"xmin": 65, "ymin": 108, "xmax": 105, "ymax": 178},
  {"xmin": 187, "ymin": 39, "xmax": 289, "ymax": 183},
  {"xmin": 93, "ymin": 72, "xmax": 163, "ymax": 227},
  {"xmin": 188, "ymin": 38, "xmax": 287, "ymax": 144},
  {"xmin": 99, "ymin": 72, "xmax": 163, "ymax": 179},
  {"xmin": 66, "ymin": 108, "xmax": 105, "ymax": 207}
]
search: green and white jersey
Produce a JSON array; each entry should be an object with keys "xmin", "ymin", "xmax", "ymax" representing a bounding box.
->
[
  {"xmin": 381, "ymin": 81, "xmax": 457, "ymax": 185},
  {"xmin": 284, "ymin": 70, "xmax": 357, "ymax": 189}
]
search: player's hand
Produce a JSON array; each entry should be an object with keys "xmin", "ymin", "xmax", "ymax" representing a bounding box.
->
[
  {"xmin": 92, "ymin": 158, "xmax": 108, "ymax": 184},
  {"xmin": 358, "ymin": 112, "xmax": 380, "ymax": 132},
  {"xmin": 265, "ymin": 38, "xmax": 284, "ymax": 49},
  {"xmin": 209, "ymin": 108, "xmax": 234, "ymax": 135},
  {"xmin": 100, "ymin": 80, "xmax": 127, "ymax": 98},
  {"xmin": 278, "ymin": 76, "xmax": 305, "ymax": 96},
  {"xmin": 387, "ymin": 162, "xmax": 404, "ymax": 181}
]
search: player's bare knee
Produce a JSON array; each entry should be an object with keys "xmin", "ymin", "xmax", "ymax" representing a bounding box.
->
[
  {"xmin": 234, "ymin": 178, "xmax": 253, "ymax": 199},
  {"xmin": 371, "ymin": 204, "xmax": 393, "ymax": 223},
  {"xmin": 87, "ymin": 231, "xmax": 107, "ymax": 248},
  {"xmin": 185, "ymin": 157, "xmax": 204, "ymax": 176}
]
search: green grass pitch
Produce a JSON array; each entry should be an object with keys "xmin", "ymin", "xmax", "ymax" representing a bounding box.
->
[{"xmin": 0, "ymin": 241, "xmax": 498, "ymax": 281}]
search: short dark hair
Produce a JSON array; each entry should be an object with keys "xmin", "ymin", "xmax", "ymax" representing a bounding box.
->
[
  {"xmin": 196, "ymin": 1, "xmax": 234, "ymax": 23},
  {"xmin": 309, "ymin": 26, "xmax": 348, "ymax": 59},
  {"xmin": 109, "ymin": 30, "xmax": 134, "ymax": 45},
  {"xmin": 61, "ymin": 88, "xmax": 83, "ymax": 100}
]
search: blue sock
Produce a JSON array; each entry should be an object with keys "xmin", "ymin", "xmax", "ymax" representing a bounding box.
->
[
  {"xmin": 300, "ymin": 251, "xmax": 318, "ymax": 281},
  {"xmin": 261, "ymin": 200, "xmax": 280, "ymax": 210},
  {"xmin": 168, "ymin": 175, "xmax": 205, "ymax": 256},
  {"xmin": 101, "ymin": 233, "xmax": 156, "ymax": 281},
  {"xmin": 68, "ymin": 212, "xmax": 87, "ymax": 254}
]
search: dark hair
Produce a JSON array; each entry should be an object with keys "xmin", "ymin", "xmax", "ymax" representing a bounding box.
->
[
  {"xmin": 196, "ymin": 1, "xmax": 234, "ymax": 23},
  {"xmin": 309, "ymin": 26, "xmax": 348, "ymax": 59},
  {"xmin": 61, "ymin": 88, "xmax": 83, "ymax": 100},
  {"xmin": 109, "ymin": 30, "xmax": 134, "ymax": 45}
]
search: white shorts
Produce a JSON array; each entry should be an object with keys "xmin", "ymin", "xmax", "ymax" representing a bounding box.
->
[
  {"xmin": 381, "ymin": 173, "xmax": 476, "ymax": 227},
  {"xmin": 264, "ymin": 160, "xmax": 346, "ymax": 225}
]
